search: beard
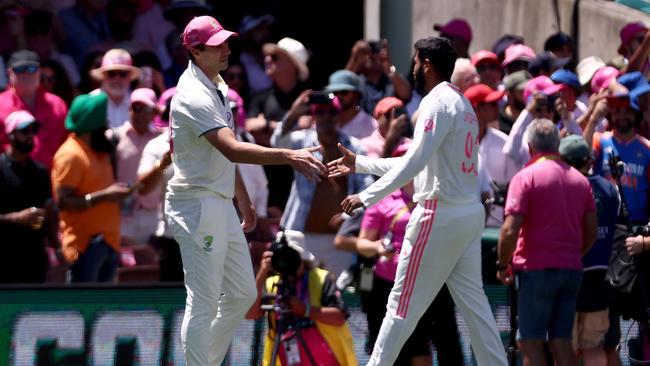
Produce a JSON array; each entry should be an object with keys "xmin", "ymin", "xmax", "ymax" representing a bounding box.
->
[
  {"xmin": 89, "ymin": 128, "xmax": 114, "ymax": 153},
  {"xmin": 414, "ymin": 67, "xmax": 427, "ymax": 95},
  {"xmin": 12, "ymin": 139, "xmax": 34, "ymax": 154}
]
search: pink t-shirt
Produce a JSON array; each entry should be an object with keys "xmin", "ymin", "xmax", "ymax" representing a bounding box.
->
[
  {"xmin": 505, "ymin": 154, "xmax": 596, "ymax": 271},
  {"xmin": 0, "ymin": 88, "xmax": 68, "ymax": 169},
  {"xmin": 361, "ymin": 189, "xmax": 413, "ymax": 281}
]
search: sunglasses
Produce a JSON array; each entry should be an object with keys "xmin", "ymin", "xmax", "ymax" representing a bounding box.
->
[
  {"xmin": 15, "ymin": 124, "xmax": 40, "ymax": 135},
  {"xmin": 13, "ymin": 64, "xmax": 39, "ymax": 74},
  {"xmin": 476, "ymin": 63, "xmax": 500, "ymax": 73},
  {"xmin": 106, "ymin": 70, "xmax": 130, "ymax": 79},
  {"xmin": 132, "ymin": 104, "xmax": 155, "ymax": 113}
]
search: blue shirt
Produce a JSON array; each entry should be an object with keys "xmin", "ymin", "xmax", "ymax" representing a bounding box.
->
[
  {"xmin": 271, "ymin": 125, "xmax": 374, "ymax": 232},
  {"xmin": 593, "ymin": 131, "xmax": 650, "ymax": 224},
  {"xmin": 59, "ymin": 5, "xmax": 110, "ymax": 67},
  {"xmin": 583, "ymin": 175, "xmax": 620, "ymax": 269}
]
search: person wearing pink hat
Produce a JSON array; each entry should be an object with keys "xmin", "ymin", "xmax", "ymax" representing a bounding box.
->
[
  {"xmin": 166, "ymin": 14, "xmax": 327, "ymax": 366},
  {"xmin": 0, "ymin": 109, "xmax": 59, "ymax": 284},
  {"xmin": 590, "ymin": 66, "xmax": 620, "ymax": 94},
  {"xmin": 360, "ymin": 96, "xmax": 412, "ymax": 159},
  {"xmin": 471, "ymin": 50, "xmax": 502, "ymax": 90},
  {"xmin": 618, "ymin": 22, "xmax": 648, "ymax": 58},
  {"xmin": 91, "ymin": 48, "xmax": 141, "ymax": 129},
  {"xmin": 502, "ymin": 44, "xmax": 536, "ymax": 75},
  {"xmin": 434, "ymin": 18, "xmax": 473, "ymax": 58}
]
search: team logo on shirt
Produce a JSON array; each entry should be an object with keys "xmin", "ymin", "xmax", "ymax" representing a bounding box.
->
[
  {"xmin": 424, "ymin": 119, "xmax": 435, "ymax": 132},
  {"xmin": 203, "ymin": 236, "xmax": 214, "ymax": 252}
]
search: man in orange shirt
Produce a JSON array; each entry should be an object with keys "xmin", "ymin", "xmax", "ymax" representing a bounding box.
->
[{"xmin": 51, "ymin": 93, "xmax": 132, "ymax": 282}]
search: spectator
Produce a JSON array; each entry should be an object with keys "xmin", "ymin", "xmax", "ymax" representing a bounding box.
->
[
  {"xmin": 500, "ymin": 70, "xmax": 531, "ymax": 134},
  {"xmin": 617, "ymin": 22, "xmax": 648, "ymax": 64},
  {"xmin": 113, "ymin": 88, "xmax": 161, "ymax": 245},
  {"xmin": 471, "ymin": 50, "xmax": 502, "ymax": 90},
  {"xmin": 0, "ymin": 2, "xmax": 27, "ymax": 83},
  {"xmin": 433, "ymin": 18, "xmax": 472, "ymax": 58},
  {"xmin": 620, "ymin": 72, "xmax": 650, "ymax": 138},
  {"xmin": 52, "ymin": 93, "xmax": 132, "ymax": 282},
  {"xmin": 551, "ymin": 69, "xmax": 587, "ymax": 121},
  {"xmin": 162, "ymin": 0, "xmax": 211, "ymax": 31},
  {"xmin": 492, "ymin": 34, "xmax": 524, "ymax": 64},
  {"xmin": 163, "ymin": 28, "xmax": 186, "ymax": 87},
  {"xmin": 238, "ymin": 14, "xmax": 275, "ymax": 95},
  {"xmin": 132, "ymin": 0, "xmax": 175, "ymax": 72},
  {"xmin": 40, "ymin": 59, "xmax": 77, "ymax": 106},
  {"xmin": 58, "ymin": 0, "xmax": 110, "ymax": 67},
  {"xmin": 90, "ymin": 48, "xmax": 141, "ymax": 129},
  {"xmin": 132, "ymin": 50, "xmax": 166, "ymax": 96},
  {"xmin": 559, "ymin": 135, "xmax": 620, "ymax": 366},
  {"xmin": 497, "ymin": 119, "xmax": 598, "ymax": 366},
  {"xmin": 544, "ymin": 32, "xmax": 575, "ymax": 60},
  {"xmin": 345, "ymin": 39, "xmax": 411, "ymax": 114},
  {"xmin": 0, "ymin": 50, "xmax": 68, "ymax": 169},
  {"xmin": 576, "ymin": 56, "xmax": 605, "ymax": 97},
  {"xmin": 78, "ymin": 50, "xmax": 104, "ymax": 94},
  {"xmin": 246, "ymin": 231, "xmax": 357, "ymax": 366},
  {"xmin": 0, "ymin": 110, "xmax": 58, "ymax": 283},
  {"xmin": 528, "ymin": 52, "xmax": 569, "ymax": 77},
  {"xmin": 450, "ymin": 58, "xmax": 479, "ymax": 92},
  {"xmin": 590, "ymin": 66, "xmax": 619, "ymax": 94},
  {"xmin": 464, "ymin": 84, "xmax": 518, "ymax": 226},
  {"xmin": 271, "ymin": 93, "xmax": 374, "ymax": 276},
  {"xmin": 361, "ymin": 97, "xmax": 411, "ymax": 159},
  {"xmin": 356, "ymin": 180, "xmax": 464, "ymax": 365},
  {"xmin": 325, "ymin": 69, "xmax": 378, "ymax": 139},
  {"xmin": 24, "ymin": 9, "xmax": 80, "ymax": 86},
  {"xmin": 502, "ymin": 44, "xmax": 535, "ymax": 75},
  {"xmin": 223, "ymin": 61, "xmax": 250, "ymax": 107}
]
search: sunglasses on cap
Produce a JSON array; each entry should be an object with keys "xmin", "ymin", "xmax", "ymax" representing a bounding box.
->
[
  {"xmin": 105, "ymin": 70, "xmax": 130, "ymax": 79},
  {"xmin": 15, "ymin": 124, "xmax": 40, "ymax": 135},
  {"xmin": 13, "ymin": 64, "xmax": 39, "ymax": 74},
  {"xmin": 132, "ymin": 104, "xmax": 155, "ymax": 113}
]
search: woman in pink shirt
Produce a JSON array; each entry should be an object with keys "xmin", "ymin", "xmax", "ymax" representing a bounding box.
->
[{"xmin": 357, "ymin": 181, "xmax": 463, "ymax": 365}]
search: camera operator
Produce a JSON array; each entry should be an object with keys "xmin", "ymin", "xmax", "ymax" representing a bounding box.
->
[{"xmin": 245, "ymin": 230, "xmax": 357, "ymax": 366}]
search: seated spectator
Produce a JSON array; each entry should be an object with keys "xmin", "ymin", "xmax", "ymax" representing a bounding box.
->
[
  {"xmin": 325, "ymin": 69, "xmax": 378, "ymax": 139},
  {"xmin": 345, "ymin": 39, "xmax": 411, "ymax": 114},
  {"xmin": 471, "ymin": 50, "xmax": 502, "ymax": 90},
  {"xmin": 246, "ymin": 230, "xmax": 357, "ymax": 366},
  {"xmin": 271, "ymin": 93, "xmax": 374, "ymax": 276},
  {"xmin": 450, "ymin": 58, "xmax": 478, "ymax": 92},
  {"xmin": 500, "ymin": 70, "xmax": 531, "ymax": 134},
  {"xmin": 497, "ymin": 119, "xmax": 597, "ymax": 366},
  {"xmin": 52, "ymin": 93, "xmax": 132, "ymax": 282},
  {"xmin": 40, "ymin": 59, "xmax": 77, "ymax": 106},
  {"xmin": 433, "ymin": 18, "xmax": 472, "ymax": 59},
  {"xmin": 0, "ymin": 50, "xmax": 68, "ymax": 169},
  {"xmin": 91, "ymin": 48, "xmax": 141, "ymax": 129},
  {"xmin": 113, "ymin": 88, "xmax": 161, "ymax": 245},
  {"xmin": 502, "ymin": 44, "xmax": 535, "ymax": 75},
  {"xmin": 361, "ymin": 97, "xmax": 411, "ymax": 159},
  {"xmin": 0, "ymin": 110, "xmax": 59, "ymax": 283}
]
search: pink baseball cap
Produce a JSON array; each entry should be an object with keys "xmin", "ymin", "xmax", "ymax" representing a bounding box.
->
[
  {"xmin": 502, "ymin": 44, "xmax": 535, "ymax": 67},
  {"xmin": 523, "ymin": 75, "xmax": 555, "ymax": 103},
  {"xmin": 130, "ymin": 88, "xmax": 160, "ymax": 110},
  {"xmin": 618, "ymin": 22, "xmax": 648, "ymax": 55},
  {"xmin": 154, "ymin": 87, "xmax": 177, "ymax": 129},
  {"xmin": 471, "ymin": 50, "xmax": 499, "ymax": 66},
  {"xmin": 373, "ymin": 97, "xmax": 404, "ymax": 119},
  {"xmin": 590, "ymin": 66, "xmax": 620, "ymax": 93},
  {"xmin": 4, "ymin": 110, "xmax": 39, "ymax": 134},
  {"xmin": 182, "ymin": 15, "xmax": 237, "ymax": 48},
  {"xmin": 433, "ymin": 18, "xmax": 472, "ymax": 43}
]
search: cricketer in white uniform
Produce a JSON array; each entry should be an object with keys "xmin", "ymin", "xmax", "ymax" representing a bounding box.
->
[
  {"xmin": 165, "ymin": 16, "xmax": 326, "ymax": 366},
  {"xmin": 331, "ymin": 37, "xmax": 508, "ymax": 366}
]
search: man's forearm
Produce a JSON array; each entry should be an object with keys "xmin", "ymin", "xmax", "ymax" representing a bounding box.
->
[{"xmin": 497, "ymin": 215, "xmax": 521, "ymax": 264}]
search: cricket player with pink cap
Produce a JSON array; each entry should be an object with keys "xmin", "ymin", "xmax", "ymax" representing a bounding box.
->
[{"xmin": 164, "ymin": 15, "xmax": 326, "ymax": 365}]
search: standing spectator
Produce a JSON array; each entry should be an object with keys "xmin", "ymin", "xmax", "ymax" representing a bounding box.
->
[
  {"xmin": 52, "ymin": 93, "xmax": 132, "ymax": 282},
  {"xmin": 551, "ymin": 69, "xmax": 587, "ymax": 124},
  {"xmin": 271, "ymin": 93, "xmax": 374, "ymax": 276},
  {"xmin": 133, "ymin": 0, "xmax": 175, "ymax": 72},
  {"xmin": 0, "ymin": 50, "xmax": 68, "ymax": 169},
  {"xmin": 497, "ymin": 119, "xmax": 597, "ymax": 366},
  {"xmin": 90, "ymin": 48, "xmax": 141, "ymax": 129},
  {"xmin": 559, "ymin": 135, "xmax": 620, "ymax": 366},
  {"xmin": 544, "ymin": 32, "xmax": 575, "ymax": 60},
  {"xmin": 471, "ymin": 50, "xmax": 502, "ymax": 90},
  {"xmin": 361, "ymin": 97, "xmax": 411, "ymax": 159},
  {"xmin": 40, "ymin": 59, "xmax": 77, "ymax": 106},
  {"xmin": 325, "ymin": 69, "xmax": 378, "ymax": 139},
  {"xmin": 113, "ymin": 88, "xmax": 160, "ymax": 245},
  {"xmin": 617, "ymin": 22, "xmax": 648, "ymax": 68},
  {"xmin": 500, "ymin": 70, "xmax": 531, "ymax": 134},
  {"xmin": 238, "ymin": 14, "xmax": 274, "ymax": 95},
  {"xmin": 58, "ymin": 0, "xmax": 110, "ymax": 67},
  {"xmin": 345, "ymin": 39, "xmax": 411, "ymax": 114},
  {"xmin": 78, "ymin": 50, "xmax": 104, "ymax": 94},
  {"xmin": 527, "ymin": 52, "xmax": 570, "ymax": 77},
  {"xmin": 433, "ymin": 18, "xmax": 473, "ymax": 59},
  {"xmin": 492, "ymin": 34, "xmax": 524, "ymax": 65},
  {"xmin": 132, "ymin": 50, "xmax": 166, "ymax": 96},
  {"xmin": 0, "ymin": 110, "xmax": 58, "ymax": 283},
  {"xmin": 450, "ymin": 58, "xmax": 479, "ymax": 92},
  {"xmin": 502, "ymin": 44, "xmax": 536, "ymax": 75}
]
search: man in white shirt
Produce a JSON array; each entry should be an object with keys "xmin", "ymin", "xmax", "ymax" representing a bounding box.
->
[
  {"xmin": 329, "ymin": 37, "xmax": 507, "ymax": 366},
  {"xmin": 164, "ymin": 16, "xmax": 326, "ymax": 366}
]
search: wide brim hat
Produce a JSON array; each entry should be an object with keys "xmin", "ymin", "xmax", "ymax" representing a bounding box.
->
[
  {"xmin": 263, "ymin": 37, "xmax": 310, "ymax": 82},
  {"xmin": 90, "ymin": 49, "xmax": 140, "ymax": 81}
]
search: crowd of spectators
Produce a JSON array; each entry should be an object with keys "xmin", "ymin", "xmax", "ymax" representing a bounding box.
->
[{"xmin": 2, "ymin": 0, "xmax": 650, "ymax": 363}]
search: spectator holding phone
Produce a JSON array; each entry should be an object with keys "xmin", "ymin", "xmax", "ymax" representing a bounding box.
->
[
  {"xmin": 360, "ymin": 97, "xmax": 411, "ymax": 159},
  {"xmin": 325, "ymin": 69, "xmax": 378, "ymax": 139}
]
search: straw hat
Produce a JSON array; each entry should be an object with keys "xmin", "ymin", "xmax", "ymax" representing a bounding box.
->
[
  {"xmin": 91, "ymin": 49, "xmax": 141, "ymax": 81},
  {"xmin": 263, "ymin": 37, "xmax": 310, "ymax": 82}
]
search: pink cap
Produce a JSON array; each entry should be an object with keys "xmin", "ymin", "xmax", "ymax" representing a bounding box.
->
[
  {"xmin": 4, "ymin": 110, "xmax": 38, "ymax": 134},
  {"xmin": 502, "ymin": 44, "xmax": 535, "ymax": 67},
  {"xmin": 392, "ymin": 141, "xmax": 412, "ymax": 157},
  {"xmin": 523, "ymin": 75, "xmax": 554, "ymax": 103},
  {"xmin": 130, "ymin": 88, "xmax": 159, "ymax": 109},
  {"xmin": 433, "ymin": 18, "xmax": 472, "ymax": 43},
  {"xmin": 154, "ymin": 87, "xmax": 177, "ymax": 129},
  {"xmin": 226, "ymin": 88, "xmax": 246, "ymax": 130},
  {"xmin": 373, "ymin": 96, "xmax": 404, "ymax": 119},
  {"xmin": 182, "ymin": 15, "xmax": 237, "ymax": 48},
  {"xmin": 618, "ymin": 22, "xmax": 648, "ymax": 55},
  {"xmin": 590, "ymin": 66, "xmax": 620, "ymax": 93},
  {"xmin": 471, "ymin": 50, "xmax": 499, "ymax": 66}
]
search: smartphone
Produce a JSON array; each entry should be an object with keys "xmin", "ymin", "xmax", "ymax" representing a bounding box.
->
[
  {"xmin": 368, "ymin": 40, "xmax": 382, "ymax": 54},
  {"xmin": 308, "ymin": 91, "xmax": 334, "ymax": 105}
]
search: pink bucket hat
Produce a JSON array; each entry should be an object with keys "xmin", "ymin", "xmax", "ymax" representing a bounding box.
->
[
  {"xmin": 182, "ymin": 15, "xmax": 237, "ymax": 48},
  {"xmin": 4, "ymin": 110, "xmax": 39, "ymax": 135},
  {"xmin": 130, "ymin": 88, "xmax": 161, "ymax": 111},
  {"xmin": 502, "ymin": 44, "xmax": 535, "ymax": 67},
  {"xmin": 523, "ymin": 75, "xmax": 556, "ymax": 103},
  {"xmin": 90, "ymin": 49, "xmax": 141, "ymax": 81},
  {"xmin": 590, "ymin": 66, "xmax": 620, "ymax": 93},
  {"xmin": 618, "ymin": 22, "xmax": 648, "ymax": 55},
  {"xmin": 433, "ymin": 18, "xmax": 473, "ymax": 43}
]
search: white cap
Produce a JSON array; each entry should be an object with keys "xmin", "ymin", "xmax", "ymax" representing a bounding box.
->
[{"xmin": 277, "ymin": 230, "xmax": 315, "ymax": 262}]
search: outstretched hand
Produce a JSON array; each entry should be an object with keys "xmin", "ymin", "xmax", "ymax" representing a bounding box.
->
[
  {"xmin": 341, "ymin": 194, "xmax": 363, "ymax": 215},
  {"xmin": 327, "ymin": 143, "xmax": 356, "ymax": 178},
  {"xmin": 287, "ymin": 146, "xmax": 326, "ymax": 182}
]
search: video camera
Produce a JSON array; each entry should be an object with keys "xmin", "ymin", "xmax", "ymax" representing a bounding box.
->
[{"xmin": 261, "ymin": 229, "xmax": 301, "ymax": 311}]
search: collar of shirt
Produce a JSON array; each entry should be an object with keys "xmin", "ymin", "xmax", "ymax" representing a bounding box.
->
[
  {"xmin": 526, "ymin": 152, "xmax": 561, "ymax": 167},
  {"xmin": 188, "ymin": 61, "xmax": 229, "ymax": 95}
]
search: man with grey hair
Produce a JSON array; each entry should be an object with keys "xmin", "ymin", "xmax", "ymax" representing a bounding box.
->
[{"xmin": 497, "ymin": 119, "xmax": 598, "ymax": 366}]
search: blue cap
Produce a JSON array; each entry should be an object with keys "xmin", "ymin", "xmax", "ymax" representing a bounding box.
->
[
  {"xmin": 550, "ymin": 69, "xmax": 581, "ymax": 90},
  {"xmin": 617, "ymin": 71, "xmax": 645, "ymax": 90},
  {"xmin": 630, "ymin": 80, "xmax": 650, "ymax": 111},
  {"xmin": 238, "ymin": 14, "xmax": 274, "ymax": 35},
  {"xmin": 325, "ymin": 70, "xmax": 361, "ymax": 93}
]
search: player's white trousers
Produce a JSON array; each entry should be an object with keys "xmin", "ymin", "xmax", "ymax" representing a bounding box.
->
[
  {"xmin": 367, "ymin": 199, "xmax": 507, "ymax": 366},
  {"xmin": 167, "ymin": 194, "xmax": 257, "ymax": 366}
]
